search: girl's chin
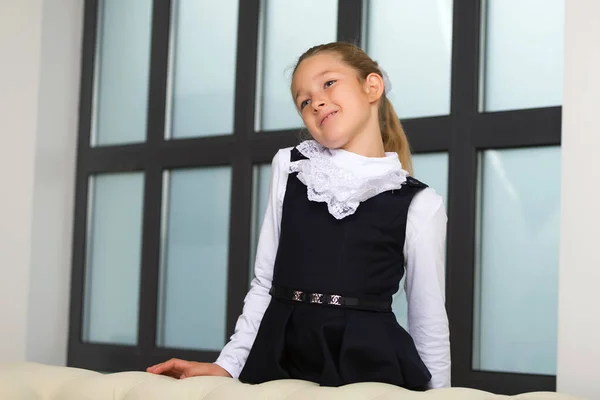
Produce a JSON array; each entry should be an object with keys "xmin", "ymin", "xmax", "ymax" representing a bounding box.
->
[{"xmin": 312, "ymin": 132, "xmax": 351, "ymax": 149}]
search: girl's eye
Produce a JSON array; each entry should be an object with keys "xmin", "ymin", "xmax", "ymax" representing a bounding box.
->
[
  {"xmin": 300, "ymin": 99, "xmax": 311, "ymax": 110},
  {"xmin": 324, "ymin": 80, "xmax": 336, "ymax": 88}
]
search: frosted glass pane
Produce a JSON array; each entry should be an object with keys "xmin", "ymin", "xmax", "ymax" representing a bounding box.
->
[
  {"xmin": 82, "ymin": 173, "xmax": 144, "ymax": 345},
  {"xmin": 482, "ymin": 0, "xmax": 564, "ymax": 111},
  {"xmin": 250, "ymin": 164, "xmax": 272, "ymax": 283},
  {"xmin": 474, "ymin": 147, "xmax": 560, "ymax": 375},
  {"xmin": 93, "ymin": 0, "xmax": 152, "ymax": 146},
  {"xmin": 157, "ymin": 167, "xmax": 232, "ymax": 350},
  {"xmin": 169, "ymin": 0, "xmax": 238, "ymax": 138},
  {"xmin": 392, "ymin": 152, "xmax": 449, "ymax": 327},
  {"xmin": 258, "ymin": 0, "xmax": 338, "ymax": 131},
  {"xmin": 365, "ymin": 0, "xmax": 453, "ymax": 119},
  {"xmin": 413, "ymin": 153, "xmax": 449, "ymax": 208}
]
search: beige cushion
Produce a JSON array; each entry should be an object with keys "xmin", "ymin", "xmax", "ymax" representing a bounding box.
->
[{"xmin": 0, "ymin": 362, "xmax": 584, "ymax": 400}]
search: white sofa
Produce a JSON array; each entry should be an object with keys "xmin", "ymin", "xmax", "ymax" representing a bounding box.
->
[{"xmin": 0, "ymin": 362, "xmax": 586, "ymax": 400}]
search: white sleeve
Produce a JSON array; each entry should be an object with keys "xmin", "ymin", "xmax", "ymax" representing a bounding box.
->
[
  {"xmin": 404, "ymin": 188, "xmax": 451, "ymax": 389},
  {"xmin": 214, "ymin": 149, "xmax": 288, "ymax": 378}
]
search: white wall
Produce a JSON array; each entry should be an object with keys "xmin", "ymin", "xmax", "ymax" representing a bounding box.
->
[
  {"xmin": 0, "ymin": 0, "xmax": 82, "ymax": 364},
  {"xmin": 557, "ymin": 1, "xmax": 600, "ymax": 399},
  {"xmin": 0, "ymin": 0, "xmax": 43, "ymax": 363}
]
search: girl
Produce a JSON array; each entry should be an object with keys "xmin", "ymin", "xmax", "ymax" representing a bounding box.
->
[{"xmin": 147, "ymin": 42, "xmax": 450, "ymax": 390}]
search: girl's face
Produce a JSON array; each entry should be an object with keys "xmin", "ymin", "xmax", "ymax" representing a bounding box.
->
[{"xmin": 291, "ymin": 53, "xmax": 382, "ymax": 150}]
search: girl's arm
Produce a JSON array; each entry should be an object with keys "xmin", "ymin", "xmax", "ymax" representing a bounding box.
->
[
  {"xmin": 213, "ymin": 150, "xmax": 287, "ymax": 378},
  {"xmin": 404, "ymin": 188, "xmax": 451, "ymax": 389}
]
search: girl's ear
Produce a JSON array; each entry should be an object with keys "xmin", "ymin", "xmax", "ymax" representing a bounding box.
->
[{"xmin": 364, "ymin": 72, "xmax": 384, "ymax": 103}]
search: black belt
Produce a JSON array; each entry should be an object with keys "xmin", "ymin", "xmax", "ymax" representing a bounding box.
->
[{"xmin": 269, "ymin": 285, "xmax": 392, "ymax": 312}]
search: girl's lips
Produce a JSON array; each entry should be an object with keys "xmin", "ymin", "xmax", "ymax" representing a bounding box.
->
[{"xmin": 320, "ymin": 111, "xmax": 338, "ymax": 126}]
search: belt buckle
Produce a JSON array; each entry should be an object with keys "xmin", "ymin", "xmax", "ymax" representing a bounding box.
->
[
  {"xmin": 292, "ymin": 290, "xmax": 304, "ymax": 302},
  {"xmin": 310, "ymin": 293, "xmax": 323, "ymax": 304},
  {"xmin": 329, "ymin": 294, "xmax": 342, "ymax": 306}
]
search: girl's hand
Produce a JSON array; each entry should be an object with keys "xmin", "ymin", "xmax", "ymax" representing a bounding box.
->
[{"xmin": 146, "ymin": 358, "xmax": 232, "ymax": 379}]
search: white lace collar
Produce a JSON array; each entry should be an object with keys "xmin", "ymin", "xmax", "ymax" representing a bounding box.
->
[{"xmin": 289, "ymin": 140, "xmax": 408, "ymax": 220}]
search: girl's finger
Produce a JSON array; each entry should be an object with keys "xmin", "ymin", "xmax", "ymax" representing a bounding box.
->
[
  {"xmin": 149, "ymin": 359, "xmax": 180, "ymax": 374},
  {"xmin": 146, "ymin": 363, "xmax": 162, "ymax": 373},
  {"xmin": 149, "ymin": 363, "xmax": 168, "ymax": 374},
  {"xmin": 180, "ymin": 365, "xmax": 208, "ymax": 379},
  {"xmin": 146, "ymin": 363, "xmax": 162, "ymax": 372}
]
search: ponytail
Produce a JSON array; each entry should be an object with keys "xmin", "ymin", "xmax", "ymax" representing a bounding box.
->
[{"xmin": 379, "ymin": 97, "xmax": 413, "ymax": 175}]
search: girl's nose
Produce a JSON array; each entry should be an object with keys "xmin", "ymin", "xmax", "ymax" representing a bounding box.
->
[{"xmin": 312, "ymin": 101, "xmax": 326, "ymax": 113}]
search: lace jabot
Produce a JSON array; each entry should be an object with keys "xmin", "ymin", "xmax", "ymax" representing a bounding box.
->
[{"xmin": 289, "ymin": 140, "xmax": 408, "ymax": 220}]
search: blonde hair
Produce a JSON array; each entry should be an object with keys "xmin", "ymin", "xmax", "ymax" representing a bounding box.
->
[{"xmin": 291, "ymin": 42, "xmax": 413, "ymax": 175}]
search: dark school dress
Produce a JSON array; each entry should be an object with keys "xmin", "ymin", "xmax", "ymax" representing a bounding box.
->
[{"xmin": 238, "ymin": 147, "xmax": 432, "ymax": 390}]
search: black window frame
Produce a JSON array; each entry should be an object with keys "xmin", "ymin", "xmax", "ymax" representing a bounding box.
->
[{"xmin": 68, "ymin": 0, "xmax": 560, "ymax": 394}]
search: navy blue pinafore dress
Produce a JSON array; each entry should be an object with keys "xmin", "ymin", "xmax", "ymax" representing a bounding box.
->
[{"xmin": 239, "ymin": 147, "xmax": 431, "ymax": 389}]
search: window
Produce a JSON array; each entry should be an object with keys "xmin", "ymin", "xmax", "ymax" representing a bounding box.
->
[
  {"xmin": 69, "ymin": 0, "xmax": 562, "ymax": 394},
  {"xmin": 167, "ymin": 0, "xmax": 239, "ymax": 138},
  {"xmin": 473, "ymin": 147, "xmax": 560, "ymax": 376},
  {"xmin": 364, "ymin": 0, "xmax": 453, "ymax": 119},
  {"xmin": 82, "ymin": 173, "xmax": 144, "ymax": 345},
  {"xmin": 257, "ymin": 0, "xmax": 338, "ymax": 131},
  {"xmin": 156, "ymin": 168, "xmax": 232, "ymax": 351}
]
